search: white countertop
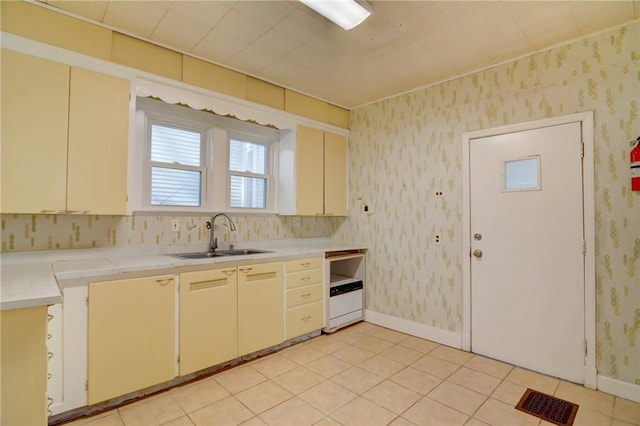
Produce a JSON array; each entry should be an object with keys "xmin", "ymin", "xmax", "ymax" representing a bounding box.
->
[{"xmin": 0, "ymin": 238, "xmax": 365, "ymax": 311}]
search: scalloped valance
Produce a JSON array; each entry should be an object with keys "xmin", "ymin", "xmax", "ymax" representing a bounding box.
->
[{"xmin": 136, "ymin": 79, "xmax": 298, "ymax": 131}]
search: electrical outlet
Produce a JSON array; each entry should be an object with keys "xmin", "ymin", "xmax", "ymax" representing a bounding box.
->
[
  {"xmin": 434, "ymin": 234, "xmax": 441, "ymax": 244},
  {"xmin": 435, "ymin": 191, "xmax": 444, "ymax": 197},
  {"xmin": 171, "ymin": 219, "xmax": 179, "ymax": 232}
]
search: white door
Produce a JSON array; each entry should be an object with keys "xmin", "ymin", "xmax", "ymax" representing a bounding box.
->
[{"xmin": 470, "ymin": 122, "xmax": 585, "ymax": 383}]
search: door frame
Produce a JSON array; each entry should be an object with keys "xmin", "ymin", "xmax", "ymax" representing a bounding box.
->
[{"xmin": 461, "ymin": 111, "xmax": 596, "ymax": 387}]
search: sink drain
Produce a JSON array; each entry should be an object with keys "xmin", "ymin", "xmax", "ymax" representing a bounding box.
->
[{"xmin": 515, "ymin": 388, "xmax": 579, "ymax": 426}]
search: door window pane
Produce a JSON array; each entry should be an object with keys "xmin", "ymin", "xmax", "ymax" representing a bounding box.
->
[{"xmin": 504, "ymin": 156, "xmax": 541, "ymax": 191}]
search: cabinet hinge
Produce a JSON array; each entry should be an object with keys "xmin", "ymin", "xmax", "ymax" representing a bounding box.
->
[
  {"xmin": 86, "ymin": 296, "xmax": 89, "ymax": 306},
  {"xmin": 85, "ymin": 380, "xmax": 89, "ymax": 391},
  {"xmin": 580, "ymin": 142, "xmax": 584, "ymax": 159},
  {"xmin": 177, "ymin": 355, "xmax": 180, "ymax": 364},
  {"xmin": 584, "ymin": 340, "xmax": 588, "ymax": 356},
  {"xmin": 582, "ymin": 240, "xmax": 587, "ymax": 256}
]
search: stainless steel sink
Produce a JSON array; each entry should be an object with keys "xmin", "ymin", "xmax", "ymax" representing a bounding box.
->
[{"xmin": 172, "ymin": 249, "xmax": 273, "ymax": 259}]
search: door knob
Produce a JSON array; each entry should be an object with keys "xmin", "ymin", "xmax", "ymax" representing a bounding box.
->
[{"xmin": 473, "ymin": 249, "xmax": 483, "ymax": 258}]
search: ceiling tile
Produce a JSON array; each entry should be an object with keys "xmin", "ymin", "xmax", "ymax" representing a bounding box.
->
[
  {"xmin": 151, "ymin": 11, "xmax": 211, "ymax": 52},
  {"xmin": 167, "ymin": 0, "xmax": 232, "ymax": 28},
  {"xmin": 45, "ymin": 0, "xmax": 108, "ymax": 22},
  {"xmin": 102, "ymin": 1, "xmax": 171, "ymax": 38}
]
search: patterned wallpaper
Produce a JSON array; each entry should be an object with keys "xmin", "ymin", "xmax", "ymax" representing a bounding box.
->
[
  {"xmin": 334, "ymin": 23, "xmax": 639, "ymax": 385},
  {"xmin": 0, "ymin": 214, "xmax": 341, "ymax": 251}
]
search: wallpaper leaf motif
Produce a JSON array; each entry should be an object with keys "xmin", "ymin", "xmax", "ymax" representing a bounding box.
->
[{"xmin": 335, "ymin": 23, "xmax": 639, "ymax": 385}]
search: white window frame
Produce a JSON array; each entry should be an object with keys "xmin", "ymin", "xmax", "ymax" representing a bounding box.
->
[{"xmin": 132, "ymin": 97, "xmax": 279, "ymax": 214}]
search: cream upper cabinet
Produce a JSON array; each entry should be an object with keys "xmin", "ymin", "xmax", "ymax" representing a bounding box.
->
[
  {"xmin": 1, "ymin": 49, "xmax": 129, "ymax": 215},
  {"xmin": 1, "ymin": 49, "xmax": 70, "ymax": 213},
  {"xmin": 237, "ymin": 262, "xmax": 284, "ymax": 356},
  {"xmin": 87, "ymin": 275, "xmax": 175, "ymax": 405},
  {"xmin": 279, "ymin": 125, "xmax": 348, "ymax": 216},
  {"xmin": 179, "ymin": 268, "xmax": 238, "ymax": 375}
]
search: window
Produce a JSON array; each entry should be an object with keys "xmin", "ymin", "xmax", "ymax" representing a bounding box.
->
[
  {"xmin": 134, "ymin": 97, "xmax": 279, "ymax": 213},
  {"xmin": 149, "ymin": 123, "xmax": 204, "ymax": 206},
  {"xmin": 229, "ymin": 138, "xmax": 268, "ymax": 209}
]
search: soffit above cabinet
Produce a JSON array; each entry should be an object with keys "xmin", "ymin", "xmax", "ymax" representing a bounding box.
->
[{"xmin": 37, "ymin": 0, "xmax": 637, "ymax": 108}]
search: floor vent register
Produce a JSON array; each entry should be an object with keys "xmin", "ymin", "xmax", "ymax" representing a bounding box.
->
[{"xmin": 515, "ymin": 388, "xmax": 579, "ymax": 426}]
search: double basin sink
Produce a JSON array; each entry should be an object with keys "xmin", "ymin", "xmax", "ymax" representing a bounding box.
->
[{"xmin": 172, "ymin": 249, "xmax": 274, "ymax": 260}]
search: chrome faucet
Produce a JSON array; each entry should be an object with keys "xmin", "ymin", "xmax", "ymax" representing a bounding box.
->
[{"xmin": 207, "ymin": 213, "xmax": 236, "ymax": 252}]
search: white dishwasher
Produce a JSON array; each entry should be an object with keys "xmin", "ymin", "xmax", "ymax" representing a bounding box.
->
[{"xmin": 324, "ymin": 251, "xmax": 366, "ymax": 332}]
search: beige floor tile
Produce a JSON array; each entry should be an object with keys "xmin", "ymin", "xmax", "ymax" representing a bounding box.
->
[
  {"xmin": 249, "ymin": 353, "xmax": 298, "ymax": 379},
  {"xmin": 234, "ymin": 381, "xmax": 293, "ymax": 415},
  {"xmin": 399, "ymin": 337, "xmax": 440, "ymax": 354},
  {"xmin": 161, "ymin": 416, "xmax": 194, "ymax": 426},
  {"xmin": 279, "ymin": 344, "xmax": 325, "ymax": 365},
  {"xmin": 359, "ymin": 354, "xmax": 405, "ymax": 378},
  {"xmin": 331, "ymin": 345, "xmax": 376, "ymax": 364},
  {"xmin": 331, "ymin": 327, "xmax": 368, "ymax": 344},
  {"xmin": 214, "ymin": 366, "xmax": 268, "ymax": 394},
  {"xmin": 272, "ymin": 366, "xmax": 325, "ymax": 394},
  {"xmin": 572, "ymin": 406, "xmax": 614, "ymax": 426},
  {"xmin": 353, "ymin": 336, "xmax": 395, "ymax": 353},
  {"xmin": 239, "ymin": 417, "xmax": 267, "ymax": 426},
  {"xmin": 490, "ymin": 380, "xmax": 529, "ymax": 406},
  {"xmin": 474, "ymin": 398, "xmax": 539, "ymax": 426},
  {"xmin": 373, "ymin": 328, "xmax": 410, "ymax": 344},
  {"xmin": 259, "ymin": 397, "xmax": 324, "ymax": 426},
  {"xmin": 348, "ymin": 322, "xmax": 385, "ymax": 335},
  {"xmin": 447, "ymin": 367, "xmax": 501, "ymax": 396},
  {"xmin": 119, "ymin": 393, "xmax": 185, "ymax": 426},
  {"xmin": 362, "ymin": 380, "xmax": 421, "ymax": 414},
  {"xmin": 402, "ymin": 396, "xmax": 469, "ymax": 426},
  {"xmin": 463, "ymin": 355, "xmax": 513, "ymax": 379},
  {"xmin": 303, "ymin": 335, "xmax": 349, "ymax": 354},
  {"xmin": 389, "ymin": 367, "xmax": 443, "ymax": 395},
  {"xmin": 428, "ymin": 382, "xmax": 487, "ymax": 415},
  {"xmin": 305, "ymin": 355, "xmax": 351, "ymax": 378},
  {"xmin": 388, "ymin": 417, "xmax": 417, "ymax": 426},
  {"xmin": 504, "ymin": 367, "xmax": 560, "ymax": 396},
  {"xmin": 170, "ymin": 377, "xmax": 230, "ymax": 413},
  {"xmin": 312, "ymin": 416, "xmax": 342, "ymax": 426},
  {"xmin": 69, "ymin": 412, "xmax": 125, "ymax": 426},
  {"xmin": 612, "ymin": 419, "xmax": 638, "ymax": 426},
  {"xmin": 330, "ymin": 366, "xmax": 385, "ymax": 394},
  {"xmin": 330, "ymin": 396, "xmax": 397, "ymax": 426},
  {"xmin": 380, "ymin": 344, "xmax": 423, "ymax": 365},
  {"xmin": 411, "ymin": 354, "xmax": 460, "ymax": 379},
  {"xmin": 189, "ymin": 396, "xmax": 253, "ymax": 426},
  {"xmin": 614, "ymin": 397, "xmax": 640, "ymax": 425},
  {"xmin": 555, "ymin": 380, "xmax": 615, "ymax": 417},
  {"xmin": 299, "ymin": 380, "xmax": 358, "ymax": 415},
  {"xmin": 464, "ymin": 418, "xmax": 490, "ymax": 426},
  {"xmin": 429, "ymin": 345, "xmax": 474, "ymax": 365}
]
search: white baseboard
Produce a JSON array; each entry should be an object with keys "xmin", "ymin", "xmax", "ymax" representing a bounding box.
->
[
  {"xmin": 364, "ymin": 310, "xmax": 461, "ymax": 349},
  {"xmin": 597, "ymin": 374, "xmax": 640, "ymax": 402}
]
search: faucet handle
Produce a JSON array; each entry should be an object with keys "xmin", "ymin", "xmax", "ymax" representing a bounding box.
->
[{"xmin": 206, "ymin": 221, "xmax": 212, "ymax": 230}]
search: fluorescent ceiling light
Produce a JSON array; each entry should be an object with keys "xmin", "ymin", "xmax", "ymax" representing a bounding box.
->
[{"xmin": 299, "ymin": 0, "xmax": 371, "ymax": 30}]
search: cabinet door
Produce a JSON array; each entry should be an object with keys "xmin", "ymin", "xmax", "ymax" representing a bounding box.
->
[
  {"xmin": 88, "ymin": 275, "xmax": 175, "ymax": 404},
  {"xmin": 324, "ymin": 132, "xmax": 347, "ymax": 216},
  {"xmin": 238, "ymin": 262, "xmax": 284, "ymax": 356},
  {"xmin": 179, "ymin": 268, "xmax": 238, "ymax": 375},
  {"xmin": 67, "ymin": 67, "xmax": 129, "ymax": 215},
  {"xmin": 1, "ymin": 49, "xmax": 69, "ymax": 213},
  {"xmin": 296, "ymin": 125, "xmax": 324, "ymax": 215}
]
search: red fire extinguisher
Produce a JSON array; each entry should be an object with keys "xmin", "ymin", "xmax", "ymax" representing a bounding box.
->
[{"xmin": 632, "ymin": 136, "xmax": 640, "ymax": 191}]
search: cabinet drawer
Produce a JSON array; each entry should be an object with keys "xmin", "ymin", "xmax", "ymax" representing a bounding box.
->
[
  {"xmin": 285, "ymin": 257, "xmax": 322, "ymax": 273},
  {"xmin": 286, "ymin": 301, "xmax": 323, "ymax": 339},
  {"xmin": 286, "ymin": 268, "xmax": 323, "ymax": 289},
  {"xmin": 287, "ymin": 284, "xmax": 322, "ymax": 308}
]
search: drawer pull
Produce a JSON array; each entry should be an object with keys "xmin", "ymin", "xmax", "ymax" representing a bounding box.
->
[
  {"xmin": 239, "ymin": 267, "xmax": 253, "ymax": 274},
  {"xmin": 156, "ymin": 278, "xmax": 174, "ymax": 286},
  {"xmin": 301, "ymin": 276, "xmax": 311, "ymax": 282},
  {"xmin": 67, "ymin": 210, "xmax": 90, "ymax": 214},
  {"xmin": 48, "ymin": 314, "xmax": 54, "ymax": 322},
  {"xmin": 47, "ymin": 333, "xmax": 52, "ymax": 340},
  {"xmin": 48, "ymin": 351, "xmax": 54, "ymax": 360},
  {"xmin": 47, "ymin": 373, "xmax": 52, "ymax": 380},
  {"xmin": 301, "ymin": 293, "xmax": 312, "ymax": 298},
  {"xmin": 301, "ymin": 316, "xmax": 312, "ymax": 322},
  {"xmin": 300, "ymin": 262, "xmax": 311, "ymax": 268},
  {"xmin": 41, "ymin": 210, "xmax": 66, "ymax": 214},
  {"xmin": 222, "ymin": 269, "xmax": 236, "ymax": 276}
]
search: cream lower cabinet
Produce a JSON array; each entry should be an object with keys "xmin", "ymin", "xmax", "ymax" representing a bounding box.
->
[
  {"xmin": 179, "ymin": 268, "xmax": 238, "ymax": 375},
  {"xmin": 237, "ymin": 262, "xmax": 284, "ymax": 356},
  {"xmin": 1, "ymin": 49, "xmax": 129, "ymax": 215},
  {"xmin": 285, "ymin": 257, "xmax": 324, "ymax": 339},
  {"xmin": 1, "ymin": 306, "xmax": 48, "ymax": 426},
  {"xmin": 87, "ymin": 275, "xmax": 175, "ymax": 405}
]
